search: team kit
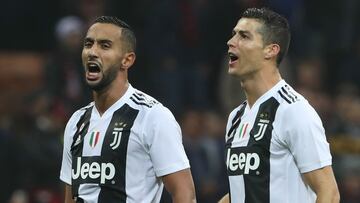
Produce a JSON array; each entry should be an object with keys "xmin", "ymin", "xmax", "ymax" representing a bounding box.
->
[{"xmin": 60, "ymin": 8, "xmax": 338, "ymax": 203}]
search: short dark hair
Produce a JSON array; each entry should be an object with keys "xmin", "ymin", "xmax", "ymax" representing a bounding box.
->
[
  {"xmin": 94, "ymin": 16, "xmax": 137, "ymax": 52},
  {"xmin": 242, "ymin": 7, "xmax": 290, "ymax": 66}
]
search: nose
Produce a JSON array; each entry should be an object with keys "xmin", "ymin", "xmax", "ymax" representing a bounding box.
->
[
  {"xmin": 227, "ymin": 36, "xmax": 235, "ymax": 48},
  {"xmin": 85, "ymin": 44, "xmax": 98, "ymax": 59}
]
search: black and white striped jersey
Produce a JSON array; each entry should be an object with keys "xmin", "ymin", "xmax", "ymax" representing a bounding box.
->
[
  {"xmin": 60, "ymin": 84, "xmax": 190, "ymax": 203},
  {"xmin": 225, "ymin": 80, "xmax": 332, "ymax": 203}
]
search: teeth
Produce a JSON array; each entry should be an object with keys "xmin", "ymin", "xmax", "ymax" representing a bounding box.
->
[
  {"xmin": 228, "ymin": 53, "xmax": 238, "ymax": 61},
  {"xmin": 88, "ymin": 63, "xmax": 99, "ymax": 67}
]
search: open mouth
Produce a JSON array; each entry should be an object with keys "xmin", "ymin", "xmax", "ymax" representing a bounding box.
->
[
  {"xmin": 87, "ymin": 62, "xmax": 101, "ymax": 73},
  {"xmin": 228, "ymin": 52, "xmax": 239, "ymax": 63},
  {"xmin": 86, "ymin": 62, "xmax": 101, "ymax": 81}
]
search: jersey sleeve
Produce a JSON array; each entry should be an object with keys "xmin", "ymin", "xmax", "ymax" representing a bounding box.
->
[
  {"xmin": 276, "ymin": 101, "xmax": 332, "ymax": 173},
  {"xmin": 59, "ymin": 110, "xmax": 83, "ymax": 185},
  {"xmin": 143, "ymin": 105, "xmax": 190, "ymax": 177}
]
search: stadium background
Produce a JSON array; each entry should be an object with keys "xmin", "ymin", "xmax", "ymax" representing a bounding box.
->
[{"xmin": 0, "ymin": 0, "xmax": 359, "ymax": 202}]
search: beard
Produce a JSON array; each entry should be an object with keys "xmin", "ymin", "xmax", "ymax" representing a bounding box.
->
[{"xmin": 87, "ymin": 65, "xmax": 119, "ymax": 92}]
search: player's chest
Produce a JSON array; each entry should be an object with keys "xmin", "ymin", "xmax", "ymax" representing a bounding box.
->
[
  {"xmin": 79, "ymin": 108, "xmax": 140, "ymax": 157},
  {"xmin": 229, "ymin": 114, "xmax": 255, "ymax": 147},
  {"xmin": 226, "ymin": 107, "xmax": 275, "ymax": 148}
]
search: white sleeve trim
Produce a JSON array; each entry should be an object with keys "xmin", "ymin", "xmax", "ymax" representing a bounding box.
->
[
  {"xmin": 155, "ymin": 161, "xmax": 190, "ymax": 177},
  {"xmin": 299, "ymin": 158, "xmax": 332, "ymax": 173}
]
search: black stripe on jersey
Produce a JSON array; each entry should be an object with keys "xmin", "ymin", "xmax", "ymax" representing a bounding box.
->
[
  {"xmin": 244, "ymin": 97, "xmax": 280, "ymax": 203},
  {"xmin": 277, "ymin": 90, "xmax": 291, "ymax": 104},
  {"xmin": 130, "ymin": 96, "xmax": 152, "ymax": 108},
  {"xmin": 281, "ymin": 87, "xmax": 296, "ymax": 102},
  {"xmin": 98, "ymin": 104, "xmax": 139, "ymax": 203},
  {"xmin": 71, "ymin": 106, "xmax": 93, "ymax": 199},
  {"xmin": 226, "ymin": 102, "xmax": 247, "ymax": 145},
  {"xmin": 133, "ymin": 92, "xmax": 146, "ymax": 101},
  {"xmin": 284, "ymin": 85, "xmax": 298, "ymax": 101}
]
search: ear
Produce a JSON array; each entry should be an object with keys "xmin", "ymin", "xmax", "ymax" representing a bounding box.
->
[
  {"xmin": 264, "ymin": 44, "xmax": 280, "ymax": 60},
  {"xmin": 121, "ymin": 52, "xmax": 136, "ymax": 70}
]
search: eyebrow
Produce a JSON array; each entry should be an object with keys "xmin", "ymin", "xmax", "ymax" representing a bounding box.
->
[
  {"xmin": 84, "ymin": 37, "xmax": 113, "ymax": 44},
  {"xmin": 84, "ymin": 37, "xmax": 94, "ymax": 43},
  {"xmin": 233, "ymin": 29, "xmax": 251, "ymax": 36},
  {"xmin": 98, "ymin": 39, "xmax": 112, "ymax": 44}
]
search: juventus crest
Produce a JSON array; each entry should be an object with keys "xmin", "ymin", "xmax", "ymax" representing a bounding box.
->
[{"xmin": 110, "ymin": 122, "xmax": 127, "ymax": 150}]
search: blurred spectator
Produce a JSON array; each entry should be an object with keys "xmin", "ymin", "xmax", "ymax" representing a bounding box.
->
[
  {"xmin": 180, "ymin": 109, "xmax": 229, "ymax": 203},
  {"xmin": 8, "ymin": 190, "xmax": 29, "ymax": 203},
  {"xmin": 335, "ymin": 154, "xmax": 360, "ymax": 203},
  {"xmin": 338, "ymin": 36, "xmax": 360, "ymax": 88},
  {"xmin": 199, "ymin": 110, "xmax": 229, "ymax": 202},
  {"xmin": 294, "ymin": 57, "xmax": 333, "ymax": 129},
  {"xmin": 44, "ymin": 16, "xmax": 91, "ymax": 122},
  {"xmin": 329, "ymin": 83, "xmax": 360, "ymax": 137}
]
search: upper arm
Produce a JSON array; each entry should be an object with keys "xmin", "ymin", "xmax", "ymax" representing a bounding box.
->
[
  {"xmin": 277, "ymin": 102, "xmax": 332, "ymax": 173},
  {"xmin": 218, "ymin": 193, "xmax": 229, "ymax": 203},
  {"xmin": 162, "ymin": 168, "xmax": 196, "ymax": 203},
  {"xmin": 303, "ymin": 166, "xmax": 340, "ymax": 202},
  {"xmin": 145, "ymin": 105, "xmax": 190, "ymax": 176},
  {"xmin": 65, "ymin": 184, "xmax": 75, "ymax": 203}
]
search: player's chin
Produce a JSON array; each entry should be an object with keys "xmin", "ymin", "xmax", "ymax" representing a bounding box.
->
[
  {"xmin": 228, "ymin": 67, "xmax": 238, "ymax": 75},
  {"xmin": 86, "ymin": 78, "xmax": 102, "ymax": 89}
]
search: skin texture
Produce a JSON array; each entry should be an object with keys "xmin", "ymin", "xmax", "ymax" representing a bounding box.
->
[
  {"xmin": 220, "ymin": 18, "xmax": 340, "ymax": 203},
  {"xmin": 65, "ymin": 22, "xmax": 196, "ymax": 203}
]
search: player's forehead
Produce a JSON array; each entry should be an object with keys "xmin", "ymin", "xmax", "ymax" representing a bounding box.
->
[
  {"xmin": 233, "ymin": 18, "xmax": 263, "ymax": 34},
  {"xmin": 86, "ymin": 23, "xmax": 122, "ymax": 41}
]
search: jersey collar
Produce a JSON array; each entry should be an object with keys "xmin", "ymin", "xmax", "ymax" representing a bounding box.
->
[
  {"xmin": 92, "ymin": 83, "xmax": 135, "ymax": 118},
  {"xmin": 246, "ymin": 79, "xmax": 286, "ymax": 111}
]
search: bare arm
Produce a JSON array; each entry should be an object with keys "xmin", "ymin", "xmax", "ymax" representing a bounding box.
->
[
  {"xmin": 64, "ymin": 184, "xmax": 75, "ymax": 203},
  {"xmin": 162, "ymin": 168, "xmax": 196, "ymax": 203},
  {"xmin": 303, "ymin": 166, "xmax": 340, "ymax": 203},
  {"xmin": 218, "ymin": 193, "xmax": 229, "ymax": 203}
]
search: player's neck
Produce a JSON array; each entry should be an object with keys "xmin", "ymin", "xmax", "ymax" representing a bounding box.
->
[
  {"xmin": 241, "ymin": 66, "xmax": 281, "ymax": 108},
  {"xmin": 93, "ymin": 78, "xmax": 129, "ymax": 116}
]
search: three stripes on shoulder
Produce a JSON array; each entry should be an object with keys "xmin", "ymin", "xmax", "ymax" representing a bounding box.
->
[
  {"xmin": 130, "ymin": 92, "xmax": 158, "ymax": 108},
  {"xmin": 277, "ymin": 85, "xmax": 299, "ymax": 104}
]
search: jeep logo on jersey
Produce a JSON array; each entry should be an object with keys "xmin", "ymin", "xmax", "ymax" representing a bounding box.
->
[
  {"xmin": 226, "ymin": 148, "xmax": 260, "ymax": 175},
  {"xmin": 72, "ymin": 157, "xmax": 115, "ymax": 184}
]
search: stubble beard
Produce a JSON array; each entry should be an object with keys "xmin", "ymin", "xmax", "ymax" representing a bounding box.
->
[{"xmin": 87, "ymin": 65, "xmax": 119, "ymax": 92}]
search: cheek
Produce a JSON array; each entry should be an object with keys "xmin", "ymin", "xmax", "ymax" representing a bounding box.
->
[
  {"xmin": 81, "ymin": 50, "xmax": 87, "ymax": 61},
  {"xmin": 81, "ymin": 54, "xmax": 86, "ymax": 68}
]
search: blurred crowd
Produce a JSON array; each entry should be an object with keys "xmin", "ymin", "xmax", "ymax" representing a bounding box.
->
[{"xmin": 0, "ymin": 0, "xmax": 359, "ymax": 202}]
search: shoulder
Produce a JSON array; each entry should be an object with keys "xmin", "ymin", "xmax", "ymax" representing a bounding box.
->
[
  {"xmin": 128, "ymin": 89, "xmax": 159, "ymax": 109},
  {"xmin": 127, "ymin": 87, "xmax": 176, "ymax": 124},
  {"xmin": 276, "ymin": 86, "xmax": 319, "ymax": 121},
  {"xmin": 274, "ymin": 85, "xmax": 322, "ymax": 131},
  {"xmin": 65, "ymin": 102, "xmax": 94, "ymax": 136}
]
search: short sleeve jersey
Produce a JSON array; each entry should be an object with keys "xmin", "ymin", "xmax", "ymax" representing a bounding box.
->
[
  {"xmin": 225, "ymin": 80, "xmax": 332, "ymax": 203},
  {"xmin": 60, "ymin": 84, "xmax": 190, "ymax": 203}
]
